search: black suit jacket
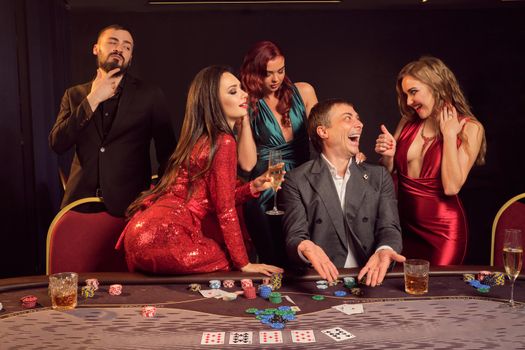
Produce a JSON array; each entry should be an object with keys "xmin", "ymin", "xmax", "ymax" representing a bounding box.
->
[
  {"xmin": 281, "ymin": 156, "xmax": 402, "ymax": 267},
  {"xmin": 49, "ymin": 74, "xmax": 176, "ymax": 216}
]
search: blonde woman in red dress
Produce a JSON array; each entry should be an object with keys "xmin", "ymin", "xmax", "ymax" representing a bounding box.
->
[{"xmin": 375, "ymin": 56, "xmax": 486, "ymax": 265}]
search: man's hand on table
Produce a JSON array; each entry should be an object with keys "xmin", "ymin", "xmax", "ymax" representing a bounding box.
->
[
  {"xmin": 298, "ymin": 240, "xmax": 339, "ymax": 282},
  {"xmin": 358, "ymin": 249, "xmax": 406, "ymax": 287}
]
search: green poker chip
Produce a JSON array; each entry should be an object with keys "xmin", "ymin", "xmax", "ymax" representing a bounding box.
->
[
  {"xmin": 245, "ymin": 308, "xmax": 258, "ymax": 314},
  {"xmin": 312, "ymin": 295, "xmax": 325, "ymax": 301}
]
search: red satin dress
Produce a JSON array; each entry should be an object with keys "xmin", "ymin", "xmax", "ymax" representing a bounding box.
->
[
  {"xmin": 116, "ymin": 134, "xmax": 254, "ymax": 274},
  {"xmin": 395, "ymin": 119, "xmax": 468, "ymax": 265}
]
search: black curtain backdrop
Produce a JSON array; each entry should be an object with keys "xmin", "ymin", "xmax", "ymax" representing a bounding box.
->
[{"xmin": 1, "ymin": 2, "xmax": 524, "ymax": 277}]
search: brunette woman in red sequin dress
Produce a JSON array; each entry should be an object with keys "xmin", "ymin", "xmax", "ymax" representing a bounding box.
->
[
  {"xmin": 375, "ymin": 56, "xmax": 486, "ymax": 265},
  {"xmin": 116, "ymin": 66, "xmax": 284, "ymax": 275}
]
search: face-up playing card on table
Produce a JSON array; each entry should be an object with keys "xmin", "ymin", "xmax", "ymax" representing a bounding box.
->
[
  {"xmin": 199, "ymin": 289, "xmax": 219, "ymax": 298},
  {"xmin": 229, "ymin": 331, "xmax": 253, "ymax": 345},
  {"xmin": 321, "ymin": 327, "xmax": 355, "ymax": 342},
  {"xmin": 259, "ymin": 330, "xmax": 283, "ymax": 344},
  {"xmin": 201, "ymin": 331, "xmax": 225, "ymax": 345},
  {"xmin": 332, "ymin": 303, "xmax": 364, "ymax": 315},
  {"xmin": 291, "ymin": 330, "xmax": 316, "ymax": 343}
]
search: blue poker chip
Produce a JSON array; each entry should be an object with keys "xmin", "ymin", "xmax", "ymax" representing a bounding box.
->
[
  {"xmin": 283, "ymin": 314, "xmax": 296, "ymax": 321},
  {"xmin": 277, "ymin": 306, "xmax": 291, "ymax": 311},
  {"xmin": 469, "ymin": 280, "xmax": 482, "ymax": 288},
  {"xmin": 270, "ymin": 322, "xmax": 285, "ymax": 329},
  {"xmin": 334, "ymin": 290, "xmax": 347, "ymax": 297}
]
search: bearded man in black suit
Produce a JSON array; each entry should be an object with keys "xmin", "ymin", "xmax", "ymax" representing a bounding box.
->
[{"xmin": 50, "ymin": 24, "xmax": 176, "ymax": 217}]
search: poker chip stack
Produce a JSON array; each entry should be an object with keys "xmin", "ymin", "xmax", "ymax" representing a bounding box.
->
[
  {"xmin": 463, "ymin": 271, "xmax": 505, "ymax": 293},
  {"xmin": 249, "ymin": 306, "xmax": 296, "ymax": 329},
  {"xmin": 269, "ymin": 292, "xmax": 282, "ymax": 304},
  {"xmin": 109, "ymin": 284, "xmax": 122, "ymax": 296},
  {"xmin": 223, "ymin": 280, "xmax": 235, "ymax": 288},
  {"xmin": 462, "ymin": 274, "xmax": 475, "ymax": 282},
  {"xmin": 316, "ymin": 280, "xmax": 328, "ymax": 290},
  {"xmin": 241, "ymin": 279, "xmax": 253, "ymax": 288},
  {"xmin": 477, "ymin": 271, "xmax": 491, "ymax": 281},
  {"xmin": 350, "ymin": 288, "xmax": 364, "ymax": 296},
  {"xmin": 243, "ymin": 286, "xmax": 257, "ymax": 299},
  {"xmin": 85, "ymin": 278, "xmax": 99, "ymax": 291},
  {"xmin": 465, "ymin": 275, "xmax": 491, "ymax": 293},
  {"xmin": 259, "ymin": 285, "xmax": 273, "ymax": 299},
  {"xmin": 81, "ymin": 286, "xmax": 95, "ymax": 298},
  {"xmin": 344, "ymin": 277, "xmax": 356, "ymax": 288},
  {"xmin": 270, "ymin": 273, "xmax": 283, "ymax": 291},
  {"xmin": 328, "ymin": 280, "xmax": 339, "ymax": 287},
  {"xmin": 209, "ymin": 280, "xmax": 221, "ymax": 289},
  {"xmin": 141, "ymin": 306, "xmax": 156, "ymax": 318},
  {"xmin": 188, "ymin": 283, "xmax": 201, "ymax": 292},
  {"xmin": 493, "ymin": 272, "xmax": 505, "ymax": 286},
  {"xmin": 20, "ymin": 295, "xmax": 37, "ymax": 309}
]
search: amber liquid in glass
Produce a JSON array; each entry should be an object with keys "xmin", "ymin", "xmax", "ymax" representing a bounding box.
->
[{"xmin": 404, "ymin": 273, "xmax": 429, "ymax": 295}]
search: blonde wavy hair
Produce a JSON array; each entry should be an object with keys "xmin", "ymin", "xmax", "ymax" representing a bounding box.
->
[{"xmin": 396, "ymin": 56, "xmax": 486, "ymax": 165}]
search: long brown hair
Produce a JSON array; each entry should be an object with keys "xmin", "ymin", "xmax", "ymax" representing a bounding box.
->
[
  {"xmin": 126, "ymin": 65, "xmax": 235, "ymax": 217},
  {"xmin": 396, "ymin": 56, "xmax": 486, "ymax": 165},
  {"xmin": 240, "ymin": 41, "xmax": 294, "ymax": 127}
]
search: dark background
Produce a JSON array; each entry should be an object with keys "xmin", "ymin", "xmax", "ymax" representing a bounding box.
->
[{"xmin": 1, "ymin": 0, "xmax": 524, "ymax": 278}]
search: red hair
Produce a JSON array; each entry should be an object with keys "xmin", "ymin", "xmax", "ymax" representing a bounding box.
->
[{"xmin": 240, "ymin": 41, "xmax": 294, "ymax": 127}]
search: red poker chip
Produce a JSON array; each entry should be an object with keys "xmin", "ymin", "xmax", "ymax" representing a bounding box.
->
[
  {"xmin": 243, "ymin": 286, "xmax": 257, "ymax": 299},
  {"xmin": 141, "ymin": 306, "xmax": 156, "ymax": 318},
  {"xmin": 109, "ymin": 284, "xmax": 122, "ymax": 296},
  {"xmin": 20, "ymin": 295, "xmax": 37, "ymax": 309}
]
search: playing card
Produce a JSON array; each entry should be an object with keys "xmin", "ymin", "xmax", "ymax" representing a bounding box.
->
[
  {"xmin": 291, "ymin": 330, "xmax": 316, "ymax": 343},
  {"xmin": 321, "ymin": 327, "xmax": 355, "ymax": 342},
  {"xmin": 332, "ymin": 303, "xmax": 364, "ymax": 315},
  {"xmin": 229, "ymin": 331, "xmax": 253, "ymax": 345},
  {"xmin": 259, "ymin": 330, "xmax": 283, "ymax": 344},
  {"xmin": 199, "ymin": 289, "xmax": 218, "ymax": 298},
  {"xmin": 201, "ymin": 331, "xmax": 225, "ymax": 345},
  {"xmin": 283, "ymin": 295, "xmax": 296, "ymax": 304}
]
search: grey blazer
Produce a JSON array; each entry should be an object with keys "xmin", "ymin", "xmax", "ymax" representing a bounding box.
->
[{"xmin": 281, "ymin": 155, "xmax": 402, "ymax": 267}]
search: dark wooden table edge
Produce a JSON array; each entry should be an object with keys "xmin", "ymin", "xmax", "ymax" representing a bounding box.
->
[{"xmin": 0, "ymin": 265, "xmax": 519, "ymax": 293}]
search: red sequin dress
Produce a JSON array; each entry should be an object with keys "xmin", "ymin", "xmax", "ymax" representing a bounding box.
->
[
  {"xmin": 116, "ymin": 134, "xmax": 254, "ymax": 273},
  {"xmin": 395, "ymin": 119, "xmax": 468, "ymax": 265}
]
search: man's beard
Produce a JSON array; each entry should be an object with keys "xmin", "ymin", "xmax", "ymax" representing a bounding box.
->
[{"xmin": 98, "ymin": 54, "xmax": 129, "ymax": 77}]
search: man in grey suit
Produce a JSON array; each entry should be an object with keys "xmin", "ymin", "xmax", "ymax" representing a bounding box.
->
[{"xmin": 281, "ymin": 98, "xmax": 405, "ymax": 286}]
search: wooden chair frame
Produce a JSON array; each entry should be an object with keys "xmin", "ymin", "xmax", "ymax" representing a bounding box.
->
[{"xmin": 490, "ymin": 193, "xmax": 525, "ymax": 266}]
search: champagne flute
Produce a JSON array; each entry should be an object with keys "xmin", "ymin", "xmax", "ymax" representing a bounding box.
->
[
  {"xmin": 265, "ymin": 150, "xmax": 284, "ymax": 216},
  {"xmin": 502, "ymin": 228, "xmax": 523, "ymax": 307}
]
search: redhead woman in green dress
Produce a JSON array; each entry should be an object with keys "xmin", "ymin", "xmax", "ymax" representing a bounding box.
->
[{"xmin": 237, "ymin": 41, "xmax": 318, "ymax": 265}]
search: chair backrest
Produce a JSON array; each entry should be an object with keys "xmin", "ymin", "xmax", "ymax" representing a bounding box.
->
[
  {"xmin": 46, "ymin": 197, "xmax": 128, "ymax": 274},
  {"xmin": 491, "ymin": 193, "xmax": 525, "ymax": 267}
]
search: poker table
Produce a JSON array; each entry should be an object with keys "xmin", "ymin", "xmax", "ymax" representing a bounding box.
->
[{"xmin": 1, "ymin": 266, "xmax": 524, "ymax": 349}]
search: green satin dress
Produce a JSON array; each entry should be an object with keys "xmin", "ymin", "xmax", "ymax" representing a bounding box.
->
[{"xmin": 244, "ymin": 85, "xmax": 310, "ymax": 265}]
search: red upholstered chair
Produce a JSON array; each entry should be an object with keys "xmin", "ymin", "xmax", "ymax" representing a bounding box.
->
[
  {"xmin": 46, "ymin": 197, "xmax": 128, "ymax": 274},
  {"xmin": 491, "ymin": 193, "xmax": 525, "ymax": 267}
]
